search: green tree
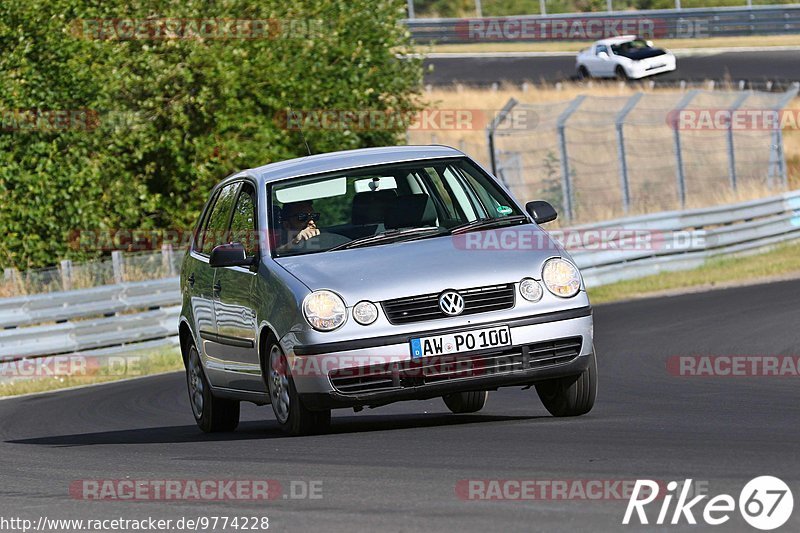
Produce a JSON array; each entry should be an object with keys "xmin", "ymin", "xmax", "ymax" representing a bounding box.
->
[{"xmin": 0, "ymin": 0, "xmax": 422, "ymax": 268}]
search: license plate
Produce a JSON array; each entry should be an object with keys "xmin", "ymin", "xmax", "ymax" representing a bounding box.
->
[{"xmin": 410, "ymin": 326, "xmax": 511, "ymax": 359}]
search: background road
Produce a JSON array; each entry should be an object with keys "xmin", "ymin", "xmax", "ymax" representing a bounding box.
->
[
  {"xmin": 424, "ymin": 49, "xmax": 800, "ymax": 86},
  {"xmin": 1, "ymin": 280, "xmax": 799, "ymax": 532}
]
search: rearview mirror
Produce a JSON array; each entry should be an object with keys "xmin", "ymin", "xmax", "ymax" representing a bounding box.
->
[
  {"xmin": 209, "ymin": 243, "xmax": 255, "ymax": 268},
  {"xmin": 525, "ymin": 201, "xmax": 558, "ymax": 224}
]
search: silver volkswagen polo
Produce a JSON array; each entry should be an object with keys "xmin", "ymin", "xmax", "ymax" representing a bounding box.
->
[{"xmin": 179, "ymin": 145, "xmax": 597, "ymax": 435}]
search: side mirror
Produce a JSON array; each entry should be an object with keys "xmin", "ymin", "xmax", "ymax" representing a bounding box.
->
[
  {"xmin": 598, "ymin": 51, "xmax": 609, "ymax": 60},
  {"xmin": 525, "ymin": 201, "xmax": 558, "ymax": 224},
  {"xmin": 646, "ymin": 40, "xmax": 654, "ymax": 47},
  {"xmin": 209, "ymin": 243, "xmax": 254, "ymax": 268}
]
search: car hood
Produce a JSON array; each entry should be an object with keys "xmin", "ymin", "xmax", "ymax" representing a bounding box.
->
[{"xmin": 274, "ymin": 224, "xmax": 566, "ymax": 304}]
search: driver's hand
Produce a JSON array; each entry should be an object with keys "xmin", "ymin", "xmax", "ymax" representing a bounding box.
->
[{"xmin": 292, "ymin": 220, "xmax": 320, "ymax": 244}]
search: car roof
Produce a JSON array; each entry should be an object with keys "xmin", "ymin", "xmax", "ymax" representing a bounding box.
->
[
  {"xmin": 594, "ymin": 35, "xmax": 639, "ymax": 46},
  {"xmin": 233, "ymin": 145, "xmax": 466, "ymax": 185}
]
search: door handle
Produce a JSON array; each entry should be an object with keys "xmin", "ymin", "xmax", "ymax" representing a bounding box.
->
[
  {"xmin": 187, "ymin": 273, "xmax": 195, "ymax": 288},
  {"xmin": 213, "ymin": 281, "xmax": 221, "ymax": 294}
]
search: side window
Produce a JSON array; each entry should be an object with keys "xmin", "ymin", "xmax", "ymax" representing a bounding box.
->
[
  {"xmin": 201, "ymin": 183, "xmax": 240, "ymax": 255},
  {"xmin": 230, "ymin": 183, "xmax": 258, "ymax": 257},
  {"xmin": 596, "ymin": 44, "xmax": 608, "ymax": 56}
]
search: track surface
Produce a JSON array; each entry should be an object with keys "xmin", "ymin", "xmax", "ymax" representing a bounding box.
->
[
  {"xmin": 2, "ymin": 280, "xmax": 799, "ymax": 532},
  {"xmin": 424, "ymin": 49, "xmax": 800, "ymax": 86}
]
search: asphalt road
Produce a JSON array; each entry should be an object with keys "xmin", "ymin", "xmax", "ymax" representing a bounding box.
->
[
  {"xmin": 424, "ymin": 49, "xmax": 800, "ymax": 86},
  {"xmin": 1, "ymin": 279, "xmax": 799, "ymax": 532}
]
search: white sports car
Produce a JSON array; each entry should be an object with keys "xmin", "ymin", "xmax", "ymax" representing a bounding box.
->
[{"xmin": 575, "ymin": 35, "xmax": 676, "ymax": 80}]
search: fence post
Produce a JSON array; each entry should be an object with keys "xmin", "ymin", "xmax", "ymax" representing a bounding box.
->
[
  {"xmin": 60, "ymin": 260, "xmax": 73, "ymax": 291},
  {"xmin": 615, "ymin": 92, "xmax": 643, "ymax": 214},
  {"xmin": 556, "ymin": 95, "xmax": 586, "ymax": 222},
  {"xmin": 486, "ymin": 98, "xmax": 519, "ymax": 178},
  {"xmin": 112, "ymin": 251, "xmax": 125, "ymax": 284},
  {"xmin": 727, "ymin": 92, "xmax": 750, "ymax": 192},
  {"xmin": 671, "ymin": 90, "xmax": 699, "ymax": 209},
  {"xmin": 768, "ymin": 83, "xmax": 799, "ymax": 189},
  {"xmin": 161, "ymin": 244, "xmax": 176, "ymax": 277}
]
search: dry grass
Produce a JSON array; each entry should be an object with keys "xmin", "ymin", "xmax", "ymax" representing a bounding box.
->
[
  {"xmin": 410, "ymin": 83, "xmax": 800, "ymax": 224},
  {"xmin": 429, "ymin": 34, "xmax": 800, "ymax": 54}
]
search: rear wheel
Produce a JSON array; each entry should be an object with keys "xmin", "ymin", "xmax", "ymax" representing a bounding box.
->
[
  {"xmin": 615, "ymin": 66, "xmax": 629, "ymax": 81},
  {"xmin": 267, "ymin": 343, "xmax": 331, "ymax": 436},
  {"xmin": 186, "ymin": 342, "xmax": 240, "ymax": 432},
  {"xmin": 443, "ymin": 391, "xmax": 488, "ymax": 414},
  {"xmin": 536, "ymin": 349, "xmax": 597, "ymax": 417},
  {"xmin": 577, "ymin": 65, "xmax": 590, "ymax": 80}
]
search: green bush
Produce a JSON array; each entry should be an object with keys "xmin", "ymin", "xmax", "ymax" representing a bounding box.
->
[{"xmin": 0, "ymin": 0, "xmax": 422, "ymax": 269}]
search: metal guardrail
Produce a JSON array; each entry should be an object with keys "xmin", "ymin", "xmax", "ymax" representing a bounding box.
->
[
  {"xmin": 0, "ymin": 278, "xmax": 181, "ymax": 360},
  {"xmin": 405, "ymin": 5, "xmax": 800, "ymax": 43},
  {"xmin": 1, "ymin": 189, "xmax": 799, "ymax": 360},
  {"xmin": 571, "ymin": 189, "xmax": 800, "ymax": 286}
]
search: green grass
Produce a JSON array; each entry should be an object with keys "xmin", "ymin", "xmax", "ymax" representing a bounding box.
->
[
  {"xmin": 588, "ymin": 241, "xmax": 800, "ymax": 304},
  {"xmin": 0, "ymin": 347, "xmax": 184, "ymax": 397}
]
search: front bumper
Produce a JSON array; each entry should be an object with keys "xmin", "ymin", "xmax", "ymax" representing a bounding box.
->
[
  {"xmin": 629, "ymin": 58, "xmax": 676, "ymax": 79},
  {"xmin": 287, "ymin": 307, "xmax": 593, "ymax": 408}
]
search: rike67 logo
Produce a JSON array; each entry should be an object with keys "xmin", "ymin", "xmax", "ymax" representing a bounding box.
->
[{"xmin": 623, "ymin": 477, "xmax": 794, "ymax": 530}]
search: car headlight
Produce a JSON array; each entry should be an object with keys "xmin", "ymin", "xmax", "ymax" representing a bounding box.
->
[
  {"xmin": 519, "ymin": 278, "xmax": 543, "ymax": 302},
  {"xmin": 542, "ymin": 258, "xmax": 581, "ymax": 298},
  {"xmin": 302, "ymin": 290, "xmax": 346, "ymax": 331},
  {"xmin": 353, "ymin": 300, "xmax": 378, "ymax": 325}
]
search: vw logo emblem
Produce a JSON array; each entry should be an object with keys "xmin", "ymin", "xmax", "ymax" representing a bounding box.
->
[{"xmin": 439, "ymin": 290, "xmax": 465, "ymax": 316}]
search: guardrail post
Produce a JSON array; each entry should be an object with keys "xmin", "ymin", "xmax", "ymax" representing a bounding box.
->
[
  {"xmin": 486, "ymin": 98, "xmax": 518, "ymax": 179},
  {"xmin": 556, "ymin": 96, "xmax": 586, "ymax": 222},
  {"xmin": 4, "ymin": 268, "xmax": 19, "ymax": 286},
  {"xmin": 112, "ymin": 251, "xmax": 125, "ymax": 284},
  {"xmin": 161, "ymin": 244, "xmax": 176, "ymax": 277},
  {"xmin": 615, "ymin": 93, "xmax": 643, "ymax": 215},
  {"xmin": 672, "ymin": 90, "xmax": 699, "ymax": 209},
  {"xmin": 727, "ymin": 92, "xmax": 750, "ymax": 192},
  {"xmin": 60, "ymin": 260, "xmax": 73, "ymax": 291}
]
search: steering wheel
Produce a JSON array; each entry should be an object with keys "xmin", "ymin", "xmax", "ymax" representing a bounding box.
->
[{"xmin": 287, "ymin": 231, "xmax": 350, "ymax": 251}]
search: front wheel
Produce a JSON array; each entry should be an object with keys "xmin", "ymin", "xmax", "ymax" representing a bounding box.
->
[
  {"xmin": 267, "ymin": 343, "xmax": 331, "ymax": 436},
  {"xmin": 535, "ymin": 349, "xmax": 597, "ymax": 417},
  {"xmin": 186, "ymin": 342, "xmax": 240, "ymax": 432},
  {"xmin": 443, "ymin": 391, "xmax": 488, "ymax": 414},
  {"xmin": 615, "ymin": 66, "xmax": 629, "ymax": 81}
]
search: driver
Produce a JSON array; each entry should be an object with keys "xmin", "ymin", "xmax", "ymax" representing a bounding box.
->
[{"xmin": 278, "ymin": 200, "xmax": 321, "ymax": 249}]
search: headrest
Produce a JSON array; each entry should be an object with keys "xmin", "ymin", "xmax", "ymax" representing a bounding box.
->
[
  {"xmin": 385, "ymin": 194, "xmax": 437, "ymax": 229},
  {"xmin": 351, "ymin": 189, "xmax": 397, "ymax": 225}
]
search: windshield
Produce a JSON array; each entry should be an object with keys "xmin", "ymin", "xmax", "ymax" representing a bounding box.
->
[
  {"xmin": 611, "ymin": 39, "xmax": 651, "ymax": 55},
  {"xmin": 269, "ymin": 157, "xmax": 525, "ymax": 256}
]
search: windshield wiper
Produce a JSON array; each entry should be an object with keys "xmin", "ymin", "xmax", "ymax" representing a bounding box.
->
[
  {"xmin": 447, "ymin": 214, "xmax": 529, "ymax": 235},
  {"xmin": 328, "ymin": 227, "xmax": 443, "ymax": 251}
]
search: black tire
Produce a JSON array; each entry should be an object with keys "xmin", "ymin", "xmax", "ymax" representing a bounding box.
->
[
  {"xmin": 266, "ymin": 343, "xmax": 331, "ymax": 436},
  {"xmin": 443, "ymin": 391, "xmax": 488, "ymax": 414},
  {"xmin": 535, "ymin": 349, "xmax": 597, "ymax": 417},
  {"xmin": 615, "ymin": 66, "xmax": 629, "ymax": 81},
  {"xmin": 577, "ymin": 65, "xmax": 590, "ymax": 80},
  {"xmin": 185, "ymin": 342, "xmax": 240, "ymax": 432}
]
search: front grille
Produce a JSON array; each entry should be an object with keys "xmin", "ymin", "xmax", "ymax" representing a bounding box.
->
[
  {"xmin": 329, "ymin": 336, "xmax": 582, "ymax": 395},
  {"xmin": 382, "ymin": 284, "xmax": 515, "ymax": 325}
]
